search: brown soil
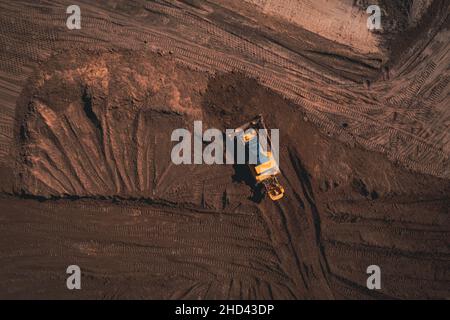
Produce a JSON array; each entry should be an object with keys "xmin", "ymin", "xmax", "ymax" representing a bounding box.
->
[
  {"xmin": 0, "ymin": 50, "xmax": 447, "ymax": 299},
  {"xmin": 0, "ymin": 0, "xmax": 449, "ymax": 300}
]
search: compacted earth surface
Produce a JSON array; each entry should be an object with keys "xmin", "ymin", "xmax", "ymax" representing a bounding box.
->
[{"xmin": 0, "ymin": 0, "xmax": 448, "ymax": 299}]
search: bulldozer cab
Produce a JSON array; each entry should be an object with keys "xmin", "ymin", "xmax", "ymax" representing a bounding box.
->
[{"xmin": 263, "ymin": 176, "xmax": 285, "ymax": 201}]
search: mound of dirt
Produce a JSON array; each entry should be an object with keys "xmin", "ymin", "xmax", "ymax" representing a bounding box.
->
[{"xmin": 16, "ymin": 51, "xmax": 208, "ymax": 199}]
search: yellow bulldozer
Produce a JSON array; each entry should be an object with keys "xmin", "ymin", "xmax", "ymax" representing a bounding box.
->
[{"xmin": 227, "ymin": 115, "xmax": 284, "ymax": 201}]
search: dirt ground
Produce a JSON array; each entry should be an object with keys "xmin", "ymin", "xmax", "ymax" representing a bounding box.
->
[{"xmin": 0, "ymin": 1, "xmax": 449, "ymax": 299}]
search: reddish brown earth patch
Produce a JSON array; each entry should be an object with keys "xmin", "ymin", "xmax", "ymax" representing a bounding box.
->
[{"xmin": 2, "ymin": 51, "xmax": 448, "ymax": 299}]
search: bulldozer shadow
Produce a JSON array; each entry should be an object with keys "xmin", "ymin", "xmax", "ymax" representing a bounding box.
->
[{"xmin": 231, "ymin": 164, "xmax": 264, "ymax": 203}]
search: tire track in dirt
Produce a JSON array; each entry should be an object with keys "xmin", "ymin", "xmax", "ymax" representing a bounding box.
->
[{"xmin": 0, "ymin": 0, "xmax": 449, "ymax": 178}]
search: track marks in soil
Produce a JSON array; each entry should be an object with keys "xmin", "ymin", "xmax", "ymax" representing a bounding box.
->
[{"xmin": 1, "ymin": 0, "xmax": 449, "ymax": 179}]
